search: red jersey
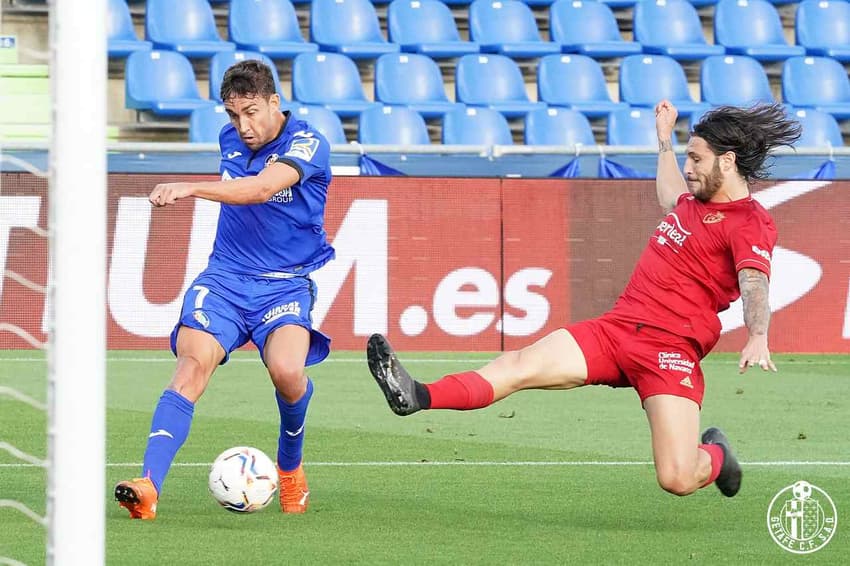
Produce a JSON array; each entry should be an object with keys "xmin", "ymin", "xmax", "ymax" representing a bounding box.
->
[{"xmin": 609, "ymin": 192, "xmax": 777, "ymax": 356}]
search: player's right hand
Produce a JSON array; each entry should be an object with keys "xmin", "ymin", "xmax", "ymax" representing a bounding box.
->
[
  {"xmin": 654, "ymin": 100, "xmax": 678, "ymax": 141},
  {"xmin": 149, "ymin": 183, "xmax": 193, "ymax": 207}
]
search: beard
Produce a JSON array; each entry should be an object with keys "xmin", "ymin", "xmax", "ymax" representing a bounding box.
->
[{"xmin": 691, "ymin": 159, "xmax": 724, "ymax": 202}]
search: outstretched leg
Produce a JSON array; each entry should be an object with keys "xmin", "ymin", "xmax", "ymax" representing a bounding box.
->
[
  {"xmin": 643, "ymin": 394, "xmax": 741, "ymax": 497},
  {"xmin": 366, "ymin": 329, "xmax": 589, "ymax": 416}
]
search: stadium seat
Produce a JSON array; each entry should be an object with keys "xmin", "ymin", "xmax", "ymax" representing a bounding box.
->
[
  {"xmin": 209, "ymin": 51, "xmax": 284, "ymax": 102},
  {"xmin": 598, "ymin": 0, "xmax": 639, "ymax": 8},
  {"xmin": 549, "ymin": 0, "xmax": 641, "ymax": 59},
  {"xmin": 107, "ymin": 0, "xmax": 152, "ymax": 58},
  {"xmin": 292, "ymin": 52, "xmax": 375, "ymax": 117},
  {"xmin": 358, "ymin": 105, "xmax": 430, "ymax": 144},
  {"xmin": 455, "ymin": 54, "xmax": 545, "ymax": 117},
  {"xmin": 782, "ymin": 56, "xmax": 850, "ymax": 120},
  {"xmin": 442, "ymin": 106, "xmax": 513, "ymax": 145},
  {"xmin": 619, "ymin": 55, "xmax": 709, "ymax": 116},
  {"xmin": 700, "ymin": 55, "xmax": 773, "ymax": 106},
  {"xmin": 607, "ymin": 107, "xmax": 678, "ymax": 146},
  {"xmin": 125, "ymin": 50, "xmax": 213, "ymax": 116},
  {"xmin": 145, "ymin": 0, "xmax": 235, "ymax": 58},
  {"xmin": 789, "ymin": 108, "xmax": 844, "ymax": 147},
  {"xmin": 189, "ymin": 104, "xmax": 230, "ymax": 143},
  {"xmin": 310, "ymin": 0, "xmax": 400, "ymax": 59},
  {"xmin": 387, "ymin": 0, "xmax": 480, "ymax": 58},
  {"xmin": 228, "ymin": 0, "xmax": 318, "ymax": 59},
  {"xmin": 289, "ymin": 104, "xmax": 348, "ymax": 144},
  {"xmin": 796, "ymin": 0, "xmax": 850, "ymax": 62},
  {"xmin": 634, "ymin": 0, "xmax": 725, "ymax": 61},
  {"xmin": 524, "ymin": 107, "xmax": 596, "ymax": 146},
  {"xmin": 537, "ymin": 54, "xmax": 627, "ymax": 118},
  {"xmin": 714, "ymin": 0, "xmax": 805, "ymax": 62},
  {"xmin": 374, "ymin": 53, "xmax": 461, "ymax": 118},
  {"xmin": 468, "ymin": 0, "xmax": 560, "ymax": 58}
]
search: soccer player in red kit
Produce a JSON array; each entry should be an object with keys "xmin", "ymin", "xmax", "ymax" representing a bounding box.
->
[{"xmin": 366, "ymin": 100, "xmax": 801, "ymax": 498}]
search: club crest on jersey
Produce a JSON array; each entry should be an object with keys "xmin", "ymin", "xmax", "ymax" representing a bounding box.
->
[
  {"xmin": 703, "ymin": 211, "xmax": 726, "ymax": 224},
  {"xmin": 264, "ymin": 153, "xmax": 279, "ymax": 168},
  {"xmin": 284, "ymin": 137, "xmax": 320, "ymax": 162}
]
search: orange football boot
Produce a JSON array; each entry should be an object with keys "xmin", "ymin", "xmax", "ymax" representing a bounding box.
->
[
  {"xmin": 114, "ymin": 477, "xmax": 158, "ymax": 519},
  {"xmin": 278, "ymin": 464, "xmax": 310, "ymax": 514}
]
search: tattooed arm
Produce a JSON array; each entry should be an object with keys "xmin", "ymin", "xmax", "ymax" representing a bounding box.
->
[
  {"xmin": 737, "ymin": 268, "xmax": 777, "ymax": 374},
  {"xmin": 654, "ymin": 100, "xmax": 688, "ymax": 212}
]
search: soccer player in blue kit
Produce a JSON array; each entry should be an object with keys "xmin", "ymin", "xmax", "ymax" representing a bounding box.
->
[{"xmin": 114, "ymin": 60, "xmax": 333, "ymax": 518}]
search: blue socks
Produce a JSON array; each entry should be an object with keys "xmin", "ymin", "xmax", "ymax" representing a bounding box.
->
[
  {"xmin": 276, "ymin": 378, "xmax": 313, "ymax": 472},
  {"xmin": 142, "ymin": 390, "xmax": 194, "ymax": 495}
]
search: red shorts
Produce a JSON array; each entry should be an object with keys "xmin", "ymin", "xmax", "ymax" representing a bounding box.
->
[{"xmin": 566, "ymin": 315, "xmax": 705, "ymax": 407}]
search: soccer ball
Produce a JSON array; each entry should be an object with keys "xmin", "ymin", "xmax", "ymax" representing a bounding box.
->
[
  {"xmin": 792, "ymin": 480, "xmax": 813, "ymax": 501},
  {"xmin": 208, "ymin": 446, "xmax": 278, "ymax": 513}
]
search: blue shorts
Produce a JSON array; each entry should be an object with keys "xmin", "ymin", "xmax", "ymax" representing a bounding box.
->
[{"xmin": 170, "ymin": 269, "xmax": 330, "ymax": 366}]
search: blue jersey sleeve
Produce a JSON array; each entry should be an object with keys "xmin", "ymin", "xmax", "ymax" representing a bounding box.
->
[{"xmin": 275, "ymin": 131, "xmax": 330, "ymax": 182}]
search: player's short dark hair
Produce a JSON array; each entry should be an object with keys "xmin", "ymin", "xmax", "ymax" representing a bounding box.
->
[
  {"xmin": 691, "ymin": 103, "xmax": 802, "ymax": 183},
  {"xmin": 220, "ymin": 60, "xmax": 277, "ymax": 102}
]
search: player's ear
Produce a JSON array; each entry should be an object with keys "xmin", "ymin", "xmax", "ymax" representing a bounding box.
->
[
  {"xmin": 721, "ymin": 151, "xmax": 736, "ymax": 173},
  {"xmin": 268, "ymin": 93, "xmax": 281, "ymax": 112}
]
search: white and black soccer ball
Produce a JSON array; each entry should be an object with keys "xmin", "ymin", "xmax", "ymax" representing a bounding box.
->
[
  {"xmin": 208, "ymin": 446, "xmax": 278, "ymax": 513},
  {"xmin": 792, "ymin": 480, "xmax": 813, "ymax": 501}
]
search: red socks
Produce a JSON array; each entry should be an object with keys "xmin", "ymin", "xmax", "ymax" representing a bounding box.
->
[
  {"xmin": 425, "ymin": 371, "xmax": 495, "ymax": 410},
  {"xmin": 700, "ymin": 443, "xmax": 724, "ymax": 487}
]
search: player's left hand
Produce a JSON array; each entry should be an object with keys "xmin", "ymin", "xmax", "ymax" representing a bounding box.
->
[
  {"xmin": 149, "ymin": 183, "xmax": 194, "ymax": 207},
  {"xmin": 738, "ymin": 334, "xmax": 777, "ymax": 374}
]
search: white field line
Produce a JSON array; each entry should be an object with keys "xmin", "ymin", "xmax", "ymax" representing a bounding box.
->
[
  {"xmin": 0, "ymin": 356, "xmax": 848, "ymax": 365},
  {"xmin": 1, "ymin": 460, "xmax": 849, "ymax": 469}
]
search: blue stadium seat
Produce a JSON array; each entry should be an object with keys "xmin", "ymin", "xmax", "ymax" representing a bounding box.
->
[
  {"xmin": 388, "ymin": 0, "xmax": 480, "ymax": 58},
  {"xmin": 145, "ymin": 0, "xmax": 235, "ymax": 58},
  {"xmin": 108, "ymin": 0, "xmax": 152, "ymax": 58},
  {"xmin": 469, "ymin": 0, "xmax": 560, "ymax": 58},
  {"xmin": 359, "ymin": 105, "xmax": 430, "ymax": 144},
  {"xmin": 688, "ymin": 106, "xmax": 712, "ymax": 131},
  {"xmin": 714, "ymin": 0, "xmax": 805, "ymax": 61},
  {"xmin": 189, "ymin": 104, "xmax": 230, "ymax": 143},
  {"xmin": 549, "ymin": 0, "xmax": 641, "ymax": 59},
  {"xmin": 796, "ymin": 0, "xmax": 850, "ymax": 62},
  {"xmin": 289, "ymin": 104, "xmax": 348, "ymax": 144},
  {"xmin": 537, "ymin": 54, "xmax": 627, "ymax": 118},
  {"xmin": 456, "ymin": 54, "xmax": 545, "ymax": 117},
  {"xmin": 789, "ymin": 107, "xmax": 844, "ymax": 147},
  {"xmin": 619, "ymin": 55, "xmax": 709, "ymax": 116},
  {"xmin": 209, "ymin": 51, "xmax": 284, "ymax": 102},
  {"xmin": 310, "ymin": 0, "xmax": 400, "ymax": 59},
  {"xmin": 524, "ymin": 107, "xmax": 596, "ymax": 146},
  {"xmin": 374, "ymin": 53, "xmax": 461, "ymax": 118},
  {"xmin": 442, "ymin": 106, "xmax": 513, "ymax": 145},
  {"xmin": 292, "ymin": 52, "xmax": 375, "ymax": 117},
  {"xmin": 598, "ymin": 0, "xmax": 639, "ymax": 7},
  {"xmin": 125, "ymin": 50, "xmax": 213, "ymax": 116},
  {"xmin": 782, "ymin": 56, "xmax": 850, "ymax": 120},
  {"xmin": 700, "ymin": 55, "xmax": 773, "ymax": 106},
  {"xmin": 228, "ymin": 0, "xmax": 318, "ymax": 59},
  {"xmin": 634, "ymin": 0, "xmax": 725, "ymax": 61},
  {"xmin": 608, "ymin": 107, "xmax": 678, "ymax": 146}
]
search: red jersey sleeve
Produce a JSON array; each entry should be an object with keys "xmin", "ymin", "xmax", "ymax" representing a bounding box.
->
[{"xmin": 729, "ymin": 208, "xmax": 777, "ymax": 278}]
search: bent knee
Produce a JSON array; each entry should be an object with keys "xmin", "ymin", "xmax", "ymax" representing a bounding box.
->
[
  {"xmin": 656, "ymin": 468, "xmax": 698, "ymax": 497},
  {"xmin": 267, "ymin": 362, "xmax": 306, "ymax": 401},
  {"xmin": 169, "ymin": 355, "xmax": 215, "ymax": 401}
]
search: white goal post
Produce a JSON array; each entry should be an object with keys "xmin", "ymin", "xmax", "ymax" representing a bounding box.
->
[{"xmin": 47, "ymin": 1, "xmax": 107, "ymax": 564}]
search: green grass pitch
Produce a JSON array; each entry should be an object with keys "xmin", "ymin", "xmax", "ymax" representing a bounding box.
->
[{"xmin": 1, "ymin": 350, "xmax": 848, "ymax": 564}]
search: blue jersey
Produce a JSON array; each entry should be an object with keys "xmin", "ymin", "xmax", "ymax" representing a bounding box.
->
[{"xmin": 210, "ymin": 111, "xmax": 335, "ymax": 276}]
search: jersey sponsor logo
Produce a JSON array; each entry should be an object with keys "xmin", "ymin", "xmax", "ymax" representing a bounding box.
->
[
  {"xmin": 657, "ymin": 351, "xmax": 695, "ymax": 374},
  {"xmin": 262, "ymin": 301, "xmax": 302, "ymax": 324},
  {"xmin": 702, "ymin": 211, "xmax": 725, "ymax": 224},
  {"xmin": 268, "ymin": 187, "xmax": 294, "ymax": 204},
  {"xmin": 284, "ymin": 137, "xmax": 320, "ymax": 162},
  {"xmin": 655, "ymin": 212, "xmax": 692, "ymax": 250},
  {"xmin": 751, "ymin": 245, "xmax": 772, "ymax": 263},
  {"xmin": 265, "ymin": 153, "xmax": 280, "ymax": 168}
]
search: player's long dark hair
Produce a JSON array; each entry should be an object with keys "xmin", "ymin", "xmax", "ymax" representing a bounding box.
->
[
  {"xmin": 691, "ymin": 104, "xmax": 802, "ymax": 184},
  {"xmin": 220, "ymin": 60, "xmax": 277, "ymax": 101}
]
